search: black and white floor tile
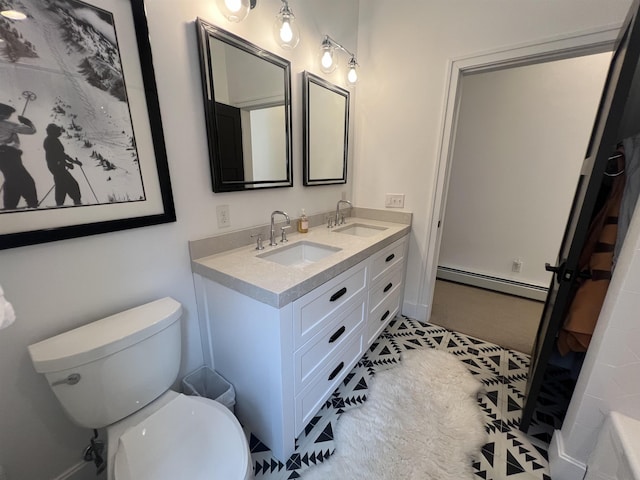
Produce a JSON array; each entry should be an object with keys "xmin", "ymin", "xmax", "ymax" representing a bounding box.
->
[{"xmin": 245, "ymin": 316, "xmax": 572, "ymax": 480}]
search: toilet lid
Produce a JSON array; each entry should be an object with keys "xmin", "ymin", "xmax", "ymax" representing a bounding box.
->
[{"xmin": 114, "ymin": 394, "xmax": 250, "ymax": 480}]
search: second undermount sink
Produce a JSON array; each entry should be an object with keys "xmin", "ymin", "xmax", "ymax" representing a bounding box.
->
[
  {"xmin": 333, "ymin": 223, "xmax": 388, "ymax": 237},
  {"xmin": 258, "ymin": 241, "xmax": 341, "ymax": 267}
]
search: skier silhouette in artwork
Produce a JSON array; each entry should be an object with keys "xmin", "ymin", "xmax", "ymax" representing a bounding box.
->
[
  {"xmin": 0, "ymin": 103, "xmax": 38, "ymax": 210},
  {"xmin": 43, "ymin": 123, "xmax": 82, "ymax": 206}
]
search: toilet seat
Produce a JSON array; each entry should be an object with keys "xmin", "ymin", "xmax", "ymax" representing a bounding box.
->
[{"xmin": 113, "ymin": 393, "xmax": 252, "ymax": 480}]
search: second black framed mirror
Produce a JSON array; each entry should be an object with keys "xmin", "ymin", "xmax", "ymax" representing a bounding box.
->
[{"xmin": 302, "ymin": 71, "xmax": 350, "ymax": 186}]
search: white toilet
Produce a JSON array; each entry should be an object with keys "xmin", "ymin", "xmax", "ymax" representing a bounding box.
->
[{"xmin": 27, "ymin": 297, "xmax": 253, "ymax": 480}]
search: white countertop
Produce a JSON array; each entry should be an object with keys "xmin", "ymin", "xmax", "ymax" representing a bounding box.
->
[{"xmin": 191, "ymin": 217, "xmax": 410, "ymax": 308}]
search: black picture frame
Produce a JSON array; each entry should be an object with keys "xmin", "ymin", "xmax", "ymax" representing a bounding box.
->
[{"xmin": 0, "ymin": 0, "xmax": 175, "ymax": 250}]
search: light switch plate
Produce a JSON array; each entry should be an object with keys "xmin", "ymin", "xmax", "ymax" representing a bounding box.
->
[{"xmin": 385, "ymin": 194, "xmax": 405, "ymax": 208}]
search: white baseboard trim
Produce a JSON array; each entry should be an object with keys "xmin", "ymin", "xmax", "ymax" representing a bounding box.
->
[
  {"xmin": 401, "ymin": 301, "xmax": 428, "ymax": 322},
  {"xmin": 52, "ymin": 460, "xmax": 103, "ymax": 480},
  {"xmin": 549, "ymin": 430, "xmax": 587, "ymax": 480},
  {"xmin": 437, "ymin": 267, "xmax": 548, "ymax": 301},
  {"xmin": 52, "ymin": 461, "xmax": 87, "ymax": 480}
]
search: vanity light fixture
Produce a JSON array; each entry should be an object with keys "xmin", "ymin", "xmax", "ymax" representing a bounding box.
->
[
  {"xmin": 319, "ymin": 35, "xmax": 359, "ymax": 85},
  {"xmin": 273, "ymin": 0, "xmax": 299, "ymax": 49},
  {"xmin": 216, "ymin": 0, "xmax": 256, "ymax": 23}
]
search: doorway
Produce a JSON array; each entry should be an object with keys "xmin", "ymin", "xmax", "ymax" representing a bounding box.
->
[{"xmin": 431, "ymin": 53, "xmax": 612, "ymax": 354}]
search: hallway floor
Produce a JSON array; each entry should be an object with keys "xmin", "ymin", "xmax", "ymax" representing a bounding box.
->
[
  {"xmin": 247, "ymin": 316, "xmax": 572, "ymax": 479},
  {"xmin": 431, "ymin": 279, "xmax": 544, "ymax": 355}
]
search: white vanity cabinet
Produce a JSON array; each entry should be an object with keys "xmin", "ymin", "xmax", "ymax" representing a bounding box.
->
[{"xmin": 193, "ymin": 232, "xmax": 409, "ymax": 462}]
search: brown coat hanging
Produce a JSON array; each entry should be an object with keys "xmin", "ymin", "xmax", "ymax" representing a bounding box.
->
[{"xmin": 557, "ymin": 152, "xmax": 626, "ymax": 355}]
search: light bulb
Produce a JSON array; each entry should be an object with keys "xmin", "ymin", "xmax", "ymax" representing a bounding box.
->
[
  {"xmin": 347, "ymin": 66, "xmax": 358, "ymax": 85},
  {"xmin": 279, "ymin": 20, "xmax": 293, "ymax": 43},
  {"xmin": 1, "ymin": 10, "xmax": 27, "ymax": 20},
  {"xmin": 273, "ymin": 3, "xmax": 300, "ymax": 50},
  {"xmin": 216, "ymin": 0, "xmax": 250, "ymax": 22},
  {"xmin": 321, "ymin": 51, "xmax": 333, "ymax": 69},
  {"xmin": 347, "ymin": 57, "xmax": 358, "ymax": 85},
  {"xmin": 319, "ymin": 41, "xmax": 336, "ymax": 74},
  {"xmin": 225, "ymin": 0, "xmax": 241, "ymax": 12}
]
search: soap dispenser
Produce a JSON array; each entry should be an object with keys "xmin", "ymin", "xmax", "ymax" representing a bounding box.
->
[{"xmin": 298, "ymin": 209, "xmax": 309, "ymax": 233}]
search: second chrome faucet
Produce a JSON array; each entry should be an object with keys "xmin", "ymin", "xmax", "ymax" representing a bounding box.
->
[
  {"xmin": 270, "ymin": 210, "xmax": 290, "ymax": 246},
  {"xmin": 335, "ymin": 200, "xmax": 352, "ymax": 226}
]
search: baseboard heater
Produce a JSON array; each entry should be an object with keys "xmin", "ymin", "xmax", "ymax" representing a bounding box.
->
[{"xmin": 437, "ymin": 266, "xmax": 548, "ymax": 301}]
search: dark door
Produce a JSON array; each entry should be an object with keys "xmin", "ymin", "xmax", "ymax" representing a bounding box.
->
[
  {"xmin": 520, "ymin": 0, "xmax": 640, "ymax": 430},
  {"xmin": 215, "ymin": 102, "xmax": 245, "ymax": 183}
]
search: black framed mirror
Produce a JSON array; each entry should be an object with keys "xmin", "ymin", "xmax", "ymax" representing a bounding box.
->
[
  {"xmin": 195, "ymin": 19, "xmax": 293, "ymax": 192},
  {"xmin": 303, "ymin": 71, "xmax": 350, "ymax": 186}
]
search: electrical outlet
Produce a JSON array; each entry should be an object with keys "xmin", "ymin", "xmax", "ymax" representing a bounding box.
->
[
  {"xmin": 512, "ymin": 259, "xmax": 523, "ymax": 273},
  {"xmin": 385, "ymin": 193, "xmax": 405, "ymax": 208},
  {"xmin": 216, "ymin": 205, "xmax": 230, "ymax": 228}
]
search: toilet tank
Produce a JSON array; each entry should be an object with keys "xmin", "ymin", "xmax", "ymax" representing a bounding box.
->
[{"xmin": 28, "ymin": 297, "xmax": 182, "ymax": 429}]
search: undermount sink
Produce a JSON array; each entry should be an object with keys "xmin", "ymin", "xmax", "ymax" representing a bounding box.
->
[
  {"xmin": 333, "ymin": 223, "xmax": 388, "ymax": 237},
  {"xmin": 258, "ymin": 241, "xmax": 341, "ymax": 267}
]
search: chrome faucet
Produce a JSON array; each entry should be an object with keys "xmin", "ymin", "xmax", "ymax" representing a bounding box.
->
[
  {"xmin": 335, "ymin": 200, "xmax": 352, "ymax": 226},
  {"xmin": 270, "ymin": 210, "xmax": 290, "ymax": 246}
]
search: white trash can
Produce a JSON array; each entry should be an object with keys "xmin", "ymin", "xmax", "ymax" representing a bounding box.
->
[{"xmin": 182, "ymin": 366, "xmax": 236, "ymax": 413}]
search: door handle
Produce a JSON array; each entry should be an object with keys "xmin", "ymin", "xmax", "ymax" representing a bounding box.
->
[
  {"xmin": 328, "ymin": 362, "xmax": 344, "ymax": 381},
  {"xmin": 328, "ymin": 326, "xmax": 346, "ymax": 343},
  {"xmin": 330, "ymin": 287, "xmax": 347, "ymax": 302},
  {"xmin": 545, "ymin": 262, "xmax": 567, "ymax": 283}
]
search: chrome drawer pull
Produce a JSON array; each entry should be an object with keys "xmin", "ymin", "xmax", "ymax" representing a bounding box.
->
[
  {"xmin": 385, "ymin": 253, "xmax": 395, "ymax": 262},
  {"xmin": 381, "ymin": 310, "xmax": 390, "ymax": 321},
  {"xmin": 330, "ymin": 287, "xmax": 347, "ymax": 302},
  {"xmin": 383, "ymin": 282, "xmax": 393, "ymax": 293},
  {"xmin": 328, "ymin": 362, "xmax": 344, "ymax": 381},
  {"xmin": 329, "ymin": 326, "xmax": 346, "ymax": 343}
]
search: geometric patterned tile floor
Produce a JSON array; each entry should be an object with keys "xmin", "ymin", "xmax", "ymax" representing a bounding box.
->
[{"xmin": 246, "ymin": 316, "xmax": 573, "ymax": 479}]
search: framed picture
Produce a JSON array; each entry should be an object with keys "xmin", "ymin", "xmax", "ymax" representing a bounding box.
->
[{"xmin": 0, "ymin": 0, "xmax": 175, "ymax": 250}]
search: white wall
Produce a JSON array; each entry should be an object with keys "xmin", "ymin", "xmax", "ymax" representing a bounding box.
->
[
  {"xmin": 353, "ymin": 0, "xmax": 633, "ymax": 317},
  {"xmin": 439, "ymin": 54, "xmax": 611, "ymax": 288},
  {"xmin": 0, "ymin": 1, "xmax": 359, "ymax": 478},
  {"xmin": 355, "ymin": 2, "xmax": 640, "ymax": 476}
]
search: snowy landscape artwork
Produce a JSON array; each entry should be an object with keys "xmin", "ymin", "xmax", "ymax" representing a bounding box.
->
[
  {"xmin": 0, "ymin": 0, "xmax": 146, "ymax": 213},
  {"xmin": 0, "ymin": 0, "xmax": 174, "ymax": 249}
]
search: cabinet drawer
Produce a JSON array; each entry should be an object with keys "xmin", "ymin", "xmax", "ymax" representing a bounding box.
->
[
  {"xmin": 294, "ymin": 334, "xmax": 364, "ymax": 434},
  {"xmin": 370, "ymin": 236, "xmax": 407, "ymax": 285},
  {"xmin": 367, "ymin": 290, "xmax": 401, "ymax": 345},
  {"xmin": 294, "ymin": 300, "xmax": 365, "ymax": 393},
  {"xmin": 369, "ymin": 264, "xmax": 404, "ymax": 314},
  {"xmin": 293, "ymin": 261, "xmax": 367, "ymax": 348}
]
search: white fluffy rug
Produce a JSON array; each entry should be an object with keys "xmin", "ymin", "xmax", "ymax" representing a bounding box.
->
[{"xmin": 303, "ymin": 348, "xmax": 487, "ymax": 480}]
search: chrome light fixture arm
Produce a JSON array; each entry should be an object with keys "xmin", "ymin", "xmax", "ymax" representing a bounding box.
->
[{"xmin": 320, "ymin": 35, "xmax": 359, "ymax": 84}]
